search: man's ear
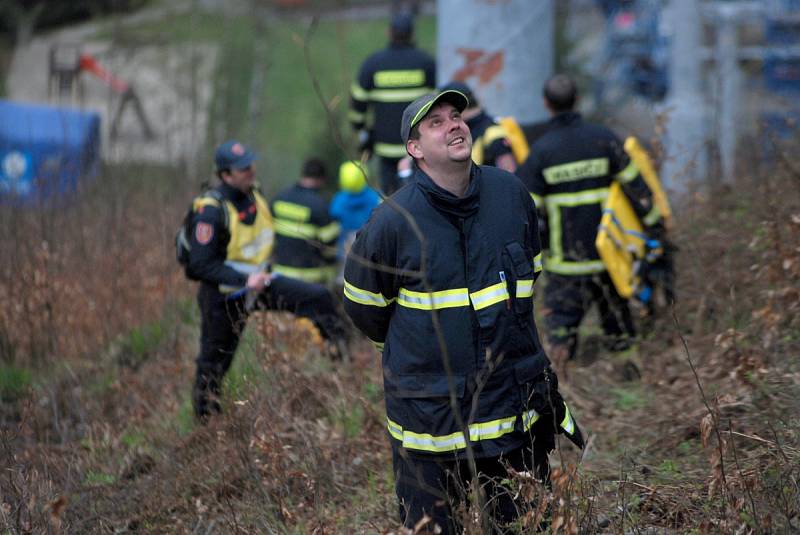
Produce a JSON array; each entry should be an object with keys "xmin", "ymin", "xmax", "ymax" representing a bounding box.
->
[{"xmin": 407, "ymin": 139, "xmax": 423, "ymax": 160}]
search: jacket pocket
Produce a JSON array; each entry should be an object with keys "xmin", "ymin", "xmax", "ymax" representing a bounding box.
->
[{"xmin": 503, "ymin": 241, "xmax": 534, "ymax": 317}]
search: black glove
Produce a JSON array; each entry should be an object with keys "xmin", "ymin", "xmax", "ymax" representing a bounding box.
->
[{"xmin": 529, "ymin": 368, "xmax": 585, "ymax": 449}]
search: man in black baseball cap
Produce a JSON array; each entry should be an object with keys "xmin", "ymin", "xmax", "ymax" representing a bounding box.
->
[
  {"xmin": 185, "ymin": 140, "xmax": 350, "ymax": 422},
  {"xmin": 343, "ymin": 89, "xmax": 584, "ymax": 533}
]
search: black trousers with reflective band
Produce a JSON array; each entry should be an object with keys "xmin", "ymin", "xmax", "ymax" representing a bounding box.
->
[
  {"xmin": 543, "ymin": 272, "xmax": 635, "ymax": 359},
  {"xmin": 194, "ymin": 276, "xmax": 347, "ymax": 410},
  {"xmin": 391, "ymin": 428, "xmax": 554, "ymax": 535}
]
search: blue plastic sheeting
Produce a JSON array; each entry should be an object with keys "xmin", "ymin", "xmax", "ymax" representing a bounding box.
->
[{"xmin": 0, "ymin": 99, "xmax": 101, "ymax": 202}]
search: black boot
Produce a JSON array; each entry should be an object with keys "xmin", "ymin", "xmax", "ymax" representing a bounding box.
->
[{"xmin": 192, "ymin": 371, "xmax": 222, "ymax": 422}]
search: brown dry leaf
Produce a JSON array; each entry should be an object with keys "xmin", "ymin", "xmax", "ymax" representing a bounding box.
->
[
  {"xmin": 47, "ymin": 495, "xmax": 68, "ymax": 529},
  {"xmin": 700, "ymin": 413, "xmax": 715, "ymax": 449},
  {"xmin": 552, "ymin": 514, "xmax": 565, "ymax": 532}
]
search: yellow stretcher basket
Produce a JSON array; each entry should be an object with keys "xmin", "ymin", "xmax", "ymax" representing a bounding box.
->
[{"xmin": 595, "ymin": 182, "xmax": 647, "ymax": 299}]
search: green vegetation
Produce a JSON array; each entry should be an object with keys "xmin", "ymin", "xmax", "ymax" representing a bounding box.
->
[
  {"xmin": 0, "ymin": 364, "xmax": 32, "ymax": 401},
  {"xmin": 100, "ymin": 9, "xmax": 436, "ymax": 192}
]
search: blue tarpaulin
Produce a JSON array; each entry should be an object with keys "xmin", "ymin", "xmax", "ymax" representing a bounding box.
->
[{"xmin": 0, "ymin": 99, "xmax": 101, "ymax": 201}]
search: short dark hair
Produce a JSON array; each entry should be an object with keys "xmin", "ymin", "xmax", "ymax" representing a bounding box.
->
[
  {"xmin": 543, "ymin": 74, "xmax": 577, "ymax": 112},
  {"xmin": 301, "ymin": 157, "xmax": 327, "ymax": 179}
]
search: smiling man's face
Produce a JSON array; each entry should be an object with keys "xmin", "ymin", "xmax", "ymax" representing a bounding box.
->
[{"xmin": 407, "ymin": 101, "xmax": 472, "ymax": 169}]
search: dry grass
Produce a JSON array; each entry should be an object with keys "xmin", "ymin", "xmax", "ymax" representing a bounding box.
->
[{"xmin": 1, "ymin": 153, "xmax": 799, "ymax": 533}]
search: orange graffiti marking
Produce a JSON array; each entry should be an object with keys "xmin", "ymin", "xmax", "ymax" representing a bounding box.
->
[{"xmin": 452, "ymin": 48, "xmax": 505, "ymax": 84}]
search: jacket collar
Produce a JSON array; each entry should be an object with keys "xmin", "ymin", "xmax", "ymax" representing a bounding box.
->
[
  {"xmin": 413, "ymin": 164, "xmax": 480, "ymax": 219},
  {"xmin": 550, "ymin": 111, "xmax": 582, "ymax": 126}
]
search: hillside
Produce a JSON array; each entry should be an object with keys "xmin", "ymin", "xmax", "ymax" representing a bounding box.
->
[{"xmin": 1, "ymin": 151, "xmax": 798, "ymax": 534}]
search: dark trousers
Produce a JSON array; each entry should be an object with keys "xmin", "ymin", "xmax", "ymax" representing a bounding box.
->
[
  {"xmin": 392, "ymin": 429, "xmax": 554, "ymax": 534},
  {"xmin": 379, "ymin": 156, "xmax": 403, "ymax": 195},
  {"xmin": 193, "ymin": 275, "xmax": 347, "ymax": 417},
  {"xmin": 544, "ymin": 272, "xmax": 635, "ymax": 360}
]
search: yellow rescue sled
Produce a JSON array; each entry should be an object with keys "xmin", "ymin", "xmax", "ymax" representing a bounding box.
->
[
  {"xmin": 596, "ymin": 137, "xmax": 672, "ymax": 298},
  {"xmin": 595, "ymin": 182, "xmax": 647, "ymax": 299}
]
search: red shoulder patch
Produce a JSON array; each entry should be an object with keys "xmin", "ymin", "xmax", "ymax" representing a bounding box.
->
[{"xmin": 195, "ymin": 222, "xmax": 213, "ymax": 245}]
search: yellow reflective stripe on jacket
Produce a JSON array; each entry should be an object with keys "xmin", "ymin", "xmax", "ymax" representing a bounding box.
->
[
  {"xmin": 543, "ymin": 157, "xmax": 609, "ymax": 185},
  {"xmin": 516, "ymin": 279, "xmax": 534, "ymax": 298},
  {"xmin": 530, "ymin": 192, "xmax": 544, "ymax": 209},
  {"xmin": 560, "ymin": 402, "xmax": 575, "ymax": 434},
  {"xmin": 374, "ymin": 142, "xmax": 408, "ymax": 158},
  {"xmin": 369, "ymin": 86, "xmax": 431, "ymax": 103},
  {"xmin": 522, "ymin": 409, "xmax": 540, "ymax": 431},
  {"xmin": 469, "ymin": 282, "xmax": 509, "ymax": 310},
  {"xmin": 272, "ymin": 264, "xmax": 336, "ymax": 283},
  {"xmin": 546, "ymin": 187, "xmax": 609, "ymax": 275},
  {"xmin": 374, "ymin": 69, "xmax": 426, "ymax": 87},
  {"xmin": 387, "ymin": 415, "xmax": 518, "ymax": 453},
  {"xmin": 350, "ymin": 82, "xmax": 368, "ymax": 101},
  {"xmin": 397, "ymin": 287, "xmax": 470, "ymax": 310},
  {"xmin": 614, "ymin": 160, "xmax": 639, "ymax": 183},
  {"xmin": 318, "ymin": 221, "xmax": 341, "ymax": 243},
  {"xmin": 348, "ymin": 109, "xmax": 365, "ymax": 124},
  {"xmin": 642, "ymin": 204, "xmax": 661, "ymax": 226},
  {"xmin": 274, "ymin": 218, "xmax": 317, "ymax": 240},
  {"xmin": 547, "ymin": 188, "xmax": 610, "ymax": 207},
  {"xmin": 371, "ymin": 339, "xmax": 384, "ymax": 352},
  {"xmin": 343, "ymin": 280, "xmax": 395, "ymax": 307},
  {"xmin": 193, "ymin": 197, "xmax": 221, "ymax": 211},
  {"xmin": 272, "ymin": 201, "xmax": 311, "ymax": 222},
  {"xmin": 546, "ymin": 258, "xmax": 606, "ymax": 275},
  {"xmin": 534, "ymin": 252, "xmax": 543, "ymax": 273}
]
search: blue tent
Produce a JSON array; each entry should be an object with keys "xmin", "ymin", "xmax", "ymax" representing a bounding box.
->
[{"xmin": 0, "ymin": 99, "xmax": 101, "ymax": 201}]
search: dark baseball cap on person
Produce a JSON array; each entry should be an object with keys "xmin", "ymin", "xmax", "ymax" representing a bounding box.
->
[
  {"xmin": 390, "ymin": 12, "xmax": 414, "ymax": 35},
  {"xmin": 214, "ymin": 140, "xmax": 256, "ymax": 170},
  {"xmin": 440, "ymin": 81, "xmax": 476, "ymax": 108},
  {"xmin": 400, "ymin": 89, "xmax": 470, "ymax": 144}
]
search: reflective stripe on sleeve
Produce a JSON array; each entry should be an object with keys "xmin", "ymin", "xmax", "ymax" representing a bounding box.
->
[
  {"xmin": 533, "ymin": 252, "xmax": 543, "ymax": 273},
  {"xmin": 615, "ymin": 160, "xmax": 639, "ymax": 183},
  {"xmin": 318, "ymin": 221, "xmax": 341, "ymax": 243},
  {"xmin": 469, "ymin": 282, "xmax": 509, "ymax": 310},
  {"xmin": 343, "ymin": 280, "xmax": 395, "ymax": 307},
  {"xmin": 350, "ymin": 82, "xmax": 368, "ymax": 101},
  {"xmin": 560, "ymin": 402, "xmax": 575, "ymax": 435},
  {"xmin": 516, "ymin": 279, "xmax": 534, "ymax": 298},
  {"xmin": 373, "ymin": 142, "xmax": 409, "ymax": 158},
  {"xmin": 522, "ymin": 409, "xmax": 540, "ymax": 431},
  {"xmin": 643, "ymin": 204, "xmax": 662, "ymax": 226},
  {"xmin": 272, "ymin": 200, "xmax": 311, "ymax": 222}
]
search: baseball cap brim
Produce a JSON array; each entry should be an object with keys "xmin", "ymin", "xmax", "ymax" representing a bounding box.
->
[
  {"xmin": 231, "ymin": 152, "xmax": 256, "ymax": 170},
  {"xmin": 401, "ymin": 89, "xmax": 469, "ymax": 144}
]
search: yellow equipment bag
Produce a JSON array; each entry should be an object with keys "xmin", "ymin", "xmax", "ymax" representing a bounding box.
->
[
  {"xmin": 596, "ymin": 182, "xmax": 647, "ymax": 299},
  {"xmin": 499, "ymin": 116, "xmax": 530, "ymax": 164},
  {"xmin": 624, "ymin": 136, "xmax": 673, "ymax": 230}
]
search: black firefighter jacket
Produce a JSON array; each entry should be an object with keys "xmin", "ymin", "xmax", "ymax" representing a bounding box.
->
[
  {"xmin": 343, "ymin": 164, "xmax": 581, "ymax": 458},
  {"xmin": 516, "ymin": 112, "xmax": 660, "ymax": 276},
  {"xmin": 349, "ymin": 43, "xmax": 436, "ymax": 159}
]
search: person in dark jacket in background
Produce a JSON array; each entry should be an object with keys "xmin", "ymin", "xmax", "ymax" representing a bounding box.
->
[
  {"xmin": 187, "ymin": 141, "xmax": 348, "ymax": 421},
  {"xmin": 515, "ymin": 74, "xmax": 663, "ymax": 373},
  {"xmin": 343, "ymin": 90, "xmax": 583, "ymax": 534},
  {"xmin": 270, "ymin": 158, "xmax": 340, "ymax": 285},
  {"xmin": 349, "ymin": 11, "xmax": 436, "ymax": 195}
]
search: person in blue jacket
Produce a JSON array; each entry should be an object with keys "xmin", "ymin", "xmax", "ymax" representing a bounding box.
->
[{"xmin": 329, "ymin": 160, "xmax": 381, "ymax": 263}]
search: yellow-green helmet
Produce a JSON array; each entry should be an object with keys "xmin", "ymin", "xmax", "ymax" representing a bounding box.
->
[{"xmin": 339, "ymin": 161, "xmax": 367, "ymax": 193}]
